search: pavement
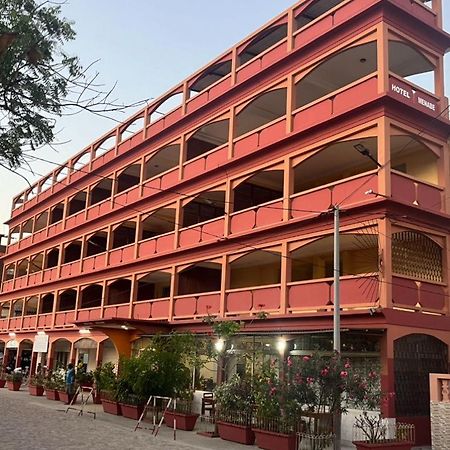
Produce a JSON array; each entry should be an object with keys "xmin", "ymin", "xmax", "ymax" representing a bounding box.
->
[{"xmin": 0, "ymin": 386, "xmax": 431, "ymax": 450}]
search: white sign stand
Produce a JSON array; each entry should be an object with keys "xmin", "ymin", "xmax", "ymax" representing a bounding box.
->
[{"xmin": 65, "ymin": 385, "xmax": 96, "ymax": 419}]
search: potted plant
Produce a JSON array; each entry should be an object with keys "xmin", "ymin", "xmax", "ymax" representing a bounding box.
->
[
  {"xmin": 76, "ymin": 369, "xmax": 94, "ymax": 387},
  {"xmin": 44, "ymin": 370, "xmax": 64, "ymax": 401},
  {"xmin": 351, "ymin": 371, "xmax": 414, "ymax": 450},
  {"xmin": 94, "ymin": 362, "xmax": 116, "ymax": 406},
  {"xmin": 29, "ymin": 373, "xmax": 46, "ymax": 396},
  {"xmin": 165, "ymin": 390, "xmax": 200, "ymax": 431},
  {"xmin": 214, "ymin": 374, "xmax": 255, "ymax": 445},
  {"xmin": 6, "ymin": 371, "xmax": 23, "ymax": 391}
]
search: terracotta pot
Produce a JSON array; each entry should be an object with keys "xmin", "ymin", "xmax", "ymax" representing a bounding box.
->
[
  {"xmin": 0, "ymin": 379, "xmax": 6, "ymax": 388},
  {"xmin": 29, "ymin": 385, "xmax": 44, "ymax": 396},
  {"xmin": 217, "ymin": 421, "xmax": 255, "ymax": 445},
  {"xmin": 165, "ymin": 411, "xmax": 199, "ymax": 431},
  {"xmin": 101, "ymin": 398, "xmax": 122, "ymax": 415},
  {"xmin": 353, "ymin": 441, "xmax": 414, "ymax": 450},
  {"xmin": 45, "ymin": 389, "xmax": 59, "ymax": 401},
  {"xmin": 7, "ymin": 381, "xmax": 21, "ymax": 391},
  {"xmin": 119, "ymin": 403, "xmax": 144, "ymax": 420},
  {"xmin": 58, "ymin": 390, "xmax": 77, "ymax": 404},
  {"xmin": 253, "ymin": 428, "xmax": 298, "ymax": 450}
]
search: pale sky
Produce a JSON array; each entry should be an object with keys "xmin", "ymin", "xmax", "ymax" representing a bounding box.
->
[{"xmin": 0, "ymin": 1, "xmax": 449, "ymax": 237}]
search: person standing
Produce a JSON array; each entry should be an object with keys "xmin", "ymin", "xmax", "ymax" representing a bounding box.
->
[{"xmin": 65, "ymin": 363, "xmax": 75, "ymax": 402}]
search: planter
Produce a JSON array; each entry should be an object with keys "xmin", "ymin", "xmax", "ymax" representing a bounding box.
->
[
  {"xmin": 45, "ymin": 389, "xmax": 60, "ymax": 401},
  {"xmin": 58, "ymin": 390, "xmax": 77, "ymax": 404},
  {"xmin": 29, "ymin": 385, "xmax": 45, "ymax": 396},
  {"xmin": 217, "ymin": 421, "xmax": 255, "ymax": 445},
  {"xmin": 353, "ymin": 441, "xmax": 414, "ymax": 450},
  {"xmin": 165, "ymin": 411, "xmax": 199, "ymax": 431},
  {"xmin": 119, "ymin": 403, "xmax": 145, "ymax": 420},
  {"xmin": 0, "ymin": 379, "xmax": 6, "ymax": 388},
  {"xmin": 101, "ymin": 398, "xmax": 122, "ymax": 416},
  {"xmin": 253, "ymin": 428, "xmax": 298, "ymax": 450},
  {"xmin": 93, "ymin": 390, "xmax": 102, "ymax": 404},
  {"xmin": 7, "ymin": 381, "xmax": 21, "ymax": 391}
]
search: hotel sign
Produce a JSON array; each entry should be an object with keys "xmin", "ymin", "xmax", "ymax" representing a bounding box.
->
[{"xmin": 390, "ymin": 78, "xmax": 438, "ymax": 114}]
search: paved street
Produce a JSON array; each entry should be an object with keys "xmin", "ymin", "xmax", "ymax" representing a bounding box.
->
[{"xmin": 0, "ymin": 387, "xmax": 210, "ymax": 450}]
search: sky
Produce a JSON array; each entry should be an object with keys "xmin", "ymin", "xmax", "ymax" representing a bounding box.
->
[{"xmin": 0, "ymin": 0, "xmax": 449, "ymax": 236}]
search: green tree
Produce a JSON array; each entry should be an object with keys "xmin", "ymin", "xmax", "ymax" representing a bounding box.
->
[{"xmin": 0, "ymin": 0, "xmax": 142, "ymax": 168}]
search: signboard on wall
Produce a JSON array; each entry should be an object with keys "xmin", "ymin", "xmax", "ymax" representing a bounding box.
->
[
  {"xmin": 390, "ymin": 77, "xmax": 438, "ymax": 114},
  {"xmin": 6, "ymin": 340, "xmax": 18, "ymax": 349},
  {"xmin": 33, "ymin": 334, "xmax": 49, "ymax": 353}
]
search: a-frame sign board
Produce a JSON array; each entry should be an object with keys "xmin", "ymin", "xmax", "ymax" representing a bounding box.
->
[{"xmin": 134, "ymin": 395, "xmax": 176, "ymax": 439}]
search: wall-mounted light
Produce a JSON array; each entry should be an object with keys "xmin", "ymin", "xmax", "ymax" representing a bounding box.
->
[
  {"xmin": 214, "ymin": 338, "xmax": 225, "ymax": 353},
  {"xmin": 276, "ymin": 338, "xmax": 287, "ymax": 354},
  {"xmin": 121, "ymin": 325, "xmax": 129, "ymax": 331},
  {"xmin": 37, "ymin": 331, "xmax": 46, "ymax": 336},
  {"xmin": 353, "ymin": 143, "xmax": 382, "ymax": 168},
  {"xmin": 8, "ymin": 332, "xmax": 16, "ymax": 338},
  {"xmin": 79, "ymin": 328, "xmax": 91, "ymax": 335}
]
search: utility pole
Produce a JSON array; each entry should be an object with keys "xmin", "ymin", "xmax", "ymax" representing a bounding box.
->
[{"xmin": 333, "ymin": 205, "xmax": 341, "ymax": 450}]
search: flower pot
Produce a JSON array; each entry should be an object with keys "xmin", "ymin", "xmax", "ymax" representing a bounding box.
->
[
  {"xmin": 353, "ymin": 441, "xmax": 414, "ymax": 450},
  {"xmin": 0, "ymin": 379, "xmax": 6, "ymax": 388},
  {"xmin": 253, "ymin": 428, "xmax": 298, "ymax": 450},
  {"xmin": 29, "ymin": 385, "xmax": 44, "ymax": 396},
  {"xmin": 45, "ymin": 389, "xmax": 60, "ymax": 401},
  {"xmin": 58, "ymin": 390, "xmax": 77, "ymax": 404},
  {"xmin": 217, "ymin": 421, "xmax": 255, "ymax": 445},
  {"xmin": 119, "ymin": 403, "xmax": 144, "ymax": 420},
  {"xmin": 7, "ymin": 381, "xmax": 21, "ymax": 391},
  {"xmin": 165, "ymin": 411, "xmax": 199, "ymax": 431},
  {"xmin": 101, "ymin": 398, "xmax": 122, "ymax": 416}
]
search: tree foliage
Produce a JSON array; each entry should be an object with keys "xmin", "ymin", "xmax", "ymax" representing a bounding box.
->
[{"xmin": 0, "ymin": 0, "xmax": 142, "ymax": 168}]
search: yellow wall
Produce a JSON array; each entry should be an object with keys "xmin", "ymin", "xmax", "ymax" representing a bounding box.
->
[{"xmin": 230, "ymin": 262, "xmax": 281, "ymax": 289}]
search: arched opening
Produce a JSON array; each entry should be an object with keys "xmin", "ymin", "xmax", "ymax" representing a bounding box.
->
[
  {"xmin": 29, "ymin": 253, "xmax": 44, "ymax": 274},
  {"xmin": 149, "ymin": 92, "xmax": 183, "ymax": 123},
  {"xmin": 182, "ymin": 191, "xmax": 225, "ymax": 228},
  {"xmin": 144, "ymin": 144, "xmax": 180, "ymax": 180},
  {"xmin": 18, "ymin": 339, "xmax": 33, "ymax": 371},
  {"xmin": 86, "ymin": 231, "xmax": 108, "ymax": 257},
  {"xmin": 137, "ymin": 271, "xmax": 171, "ymax": 301},
  {"xmin": 0, "ymin": 302, "xmax": 11, "ymax": 318},
  {"xmin": 49, "ymin": 203, "xmax": 64, "ymax": 224},
  {"xmin": 141, "ymin": 208, "xmax": 176, "ymax": 240},
  {"xmin": 39, "ymin": 176, "xmax": 52, "ymax": 193},
  {"xmin": 58, "ymin": 289, "xmax": 77, "ymax": 312},
  {"xmin": 295, "ymin": 0, "xmax": 344, "ymax": 30},
  {"xmin": 63, "ymin": 241, "xmax": 82, "ymax": 264},
  {"xmin": 33, "ymin": 211, "xmax": 48, "ymax": 232},
  {"xmin": 391, "ymin": 136, "xmax": 438, "ymax": 185},
  {"xmin": 100, "ymin": 339, "xmax": 119, "ymax": 366},
  {"xmin": 52, "ymin": 338, "xmax": 71, "ymax": 369},
  {"xmin": 394, "ymin": 334, "xmax": 447, "ymax": 422},
  {"xmin": 293, "ymin": 137, "xmax": 378, "ymax": 194},
  {"xmin": 4, "ymin": 264, "xmax": 15, "ymax": 281},
  {"xmin": 40, "ymin": 293, "xmax": 54, "ymax": 314},
  {"xmin": 239, "ymin": 24, "xmax": 288, "ymax": 66},
  {"xmin": 80, "ymin": 284, "xmax": 103, "ymax": 309},
  {"xmin": 24, "ymin": 296, "xmax": 38, "ymax": 316},
  {"xmin": 89, "ymin": 178, "xmax": 113, "ymax": 206},
  {"xmin": 186, "ymin": 120, "xmax": 229, "ymax": 161},
  {"xmin": 235, "ymin": 88, "xmax": 287, "ymax": 137},
  {"xmin": 392, "ymin": 231, "xmax": 442, "ymax": 282},
  {"xmin": 9, "ymin": 226, "xmax": 20, "ymax": 244},
  {"xmin": 72, "ymin": 150, "xmax": 91, "ymax": 171},
  {"xmin": 190, "ymin": 60, "xmax": 232, "ymax": 94},
  {"xmin": 116, "ymin": 163, "xmax": 141, "ymax": 193},
  {"xmin": 178, "ymin": 262, "xmax": 222, "ymax": 296},
  {"xmin": 45, "ymin": 248, "xmax": 59, "ymax": 269},
  {"xmin": 106, "ymin": 279, "xmax": 132, "ymax": 305},
  {"xmin": 112, "ymin": 221, "xmax": 136, "ymax": 249},
  {"xmin": 74, "ymin": 338, "xmax": 98, "ymax": 372},
  {"xmin": 389, "ymin": 41, "xmax": 435, "ymax": 93},
  {"xmin": 295, "ymin": 42, "xmax": 377, "ymax": 108},
  {"xmin": 21, "ymin": 219, "xmax": 33, "ymax": 239},
  {"xmin": 12, "ymin": 299, "xmax": 24, "ymax": 317},
  {"xmin": 291, "ymin": 234, "xmax": 378, "ymax": 282},
  {"xmin": 16, "ymin": 259, "xmax": 28, "ymax": 278},
  {"xmin": 54, "ymin": 166, "xmax": 68, "ymax": 184},
  {"xmin": 120, "ymin": 116, "xmax": 145, "ymax": 139},
  {"xmin": 67, "ymin": 191, "xmax": 87, "ymax": 216},
  {"xmin": 94, "ymin": 135, "xmax": 116, "ymax": 158},
  {"xmin": 230, "ymin": 250, "xmax": 281, "ymax": 289},
  {"xmin": 233, "ymin": 170, "xmax": 284, "ymax": 212}
]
